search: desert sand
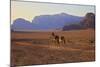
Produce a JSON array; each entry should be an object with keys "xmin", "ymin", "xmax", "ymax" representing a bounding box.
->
[{"xmin": 11, "ymin": 29, "xmax": 95, "ymax": 66}]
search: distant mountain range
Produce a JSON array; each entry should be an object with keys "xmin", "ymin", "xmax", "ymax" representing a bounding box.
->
[
  {"xmin": 62, "ymin": 13, "xmax": 95, "ymax": 31},
  {"xmin": 11, "ymin": 13, "xmax": 83, "ymax": 31}
]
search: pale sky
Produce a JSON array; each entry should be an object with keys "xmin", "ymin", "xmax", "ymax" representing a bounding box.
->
[{"xmin": 11, "ymin": 1, "xmax": 95, "ymax": 24}]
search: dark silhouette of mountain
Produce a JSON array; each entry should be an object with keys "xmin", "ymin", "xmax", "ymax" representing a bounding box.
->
[
  {"xmin": 11, "ymin": 13, "xmax": 83, "ymax": 31},
  {"xmin": 62, "ymin": 13, "xmax": 95, "ymax": 31},
  {"xmin": 63, "ymin": 24, "xmax": 82, "ymax": 31},
  {"xmin": 80, "ymin": 13, "xmax": 95, "ymax": 29}
]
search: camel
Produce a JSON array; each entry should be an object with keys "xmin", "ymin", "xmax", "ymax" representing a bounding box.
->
[
  {"xmin": 49, "ymin": 32, "xmax": 66, "ymax": 45},
  {"xmin": 49, "ymin": 32, "xmax": 59, "ymax": 45},
  {"xmin": 60, "ymin": 36, "xmax": 66, "ymax": 44}
]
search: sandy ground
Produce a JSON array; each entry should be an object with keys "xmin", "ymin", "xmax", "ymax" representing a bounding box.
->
[{"xmin": 11, "ymin": 29, "xmax": 95, "ymax": 66}]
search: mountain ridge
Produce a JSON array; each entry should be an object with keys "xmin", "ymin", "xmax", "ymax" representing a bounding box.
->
[{"xmin": 11, "ymin": 13, "xmax": 83, "ymax": 31}]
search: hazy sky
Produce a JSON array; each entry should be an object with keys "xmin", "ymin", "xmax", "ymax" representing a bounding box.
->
[{"xmin": 11, "ymin": 1, "xmax": 95, "ymax": 24}]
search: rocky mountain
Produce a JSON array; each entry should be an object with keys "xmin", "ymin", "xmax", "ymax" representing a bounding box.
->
[
  {"xmin": 11, "ymin": 13, "xmax": 83, "ymax": 31},
  {"xmin": 62, "ymin": 13, "xmax": 95, "ymax": 31},
  {"xmin": 11, "ymin": 18, "xmax": 35, "ymax": 31},
  {"xmin": 80, "ymin": 13, "xmax": 95, "ymax": 29}
]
